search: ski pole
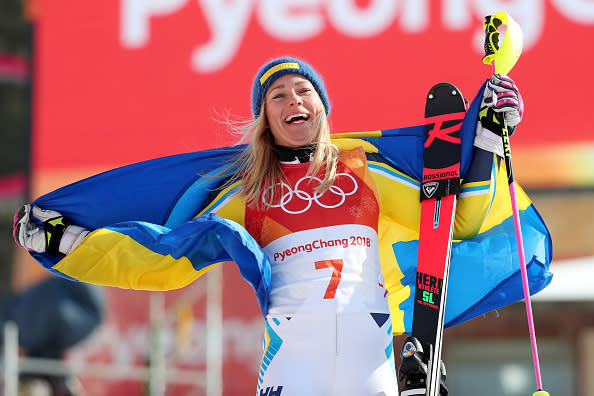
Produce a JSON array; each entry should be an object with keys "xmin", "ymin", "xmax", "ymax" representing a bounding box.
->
[{"xmin": 482, "ymin": 11, "xmax": 549, "ymax": 396}]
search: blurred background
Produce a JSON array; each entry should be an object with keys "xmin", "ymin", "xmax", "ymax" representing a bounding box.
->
[{"xmin": 0, "ymin": 0, "xmax": 593, "ymax": 395}]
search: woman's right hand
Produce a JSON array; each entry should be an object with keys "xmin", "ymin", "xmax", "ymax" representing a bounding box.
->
[{"xmin": 13, "ymin": 205, "xmax": 88, "ymax": 256}]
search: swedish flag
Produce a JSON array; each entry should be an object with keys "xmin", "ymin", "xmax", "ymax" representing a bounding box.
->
[{"xmin": 27, "ymin": 81, "xmax": 552, "ymax": 334}]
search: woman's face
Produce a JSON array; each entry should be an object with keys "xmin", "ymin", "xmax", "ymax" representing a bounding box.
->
[{"xmin": 264, "ymin": 74, "xmax": 324, "ymax": 148}]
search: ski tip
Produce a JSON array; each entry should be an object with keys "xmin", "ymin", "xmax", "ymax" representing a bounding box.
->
[
  {"xmin": 425, "ymin": 82, "xmax": 464, "ymax": 103},
  {"xmin": 425, "ymin": 82, "xmax": 466, "ymax": 118},
  {"xmin": 532, "ymin": 390, "xmax": 550, "ymax": 396}
]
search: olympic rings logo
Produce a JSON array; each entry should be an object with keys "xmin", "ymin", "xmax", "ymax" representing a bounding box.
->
[{"xmin": 262, "ymin": 173, "xmax": 358, "ymax": 214}]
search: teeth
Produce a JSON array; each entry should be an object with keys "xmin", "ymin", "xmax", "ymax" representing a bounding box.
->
[{"xmin": 286, "ymin": 113, "xmax": 308, "ymax": 123}]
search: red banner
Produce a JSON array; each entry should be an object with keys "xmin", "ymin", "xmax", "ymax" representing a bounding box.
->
[
  {"xmin": 32, "ymin": 1, "xmax": 594, "ymax": 175},
  {"xmin": 28, "ymin": 1, "xmax": 594, "ymax": 394}
]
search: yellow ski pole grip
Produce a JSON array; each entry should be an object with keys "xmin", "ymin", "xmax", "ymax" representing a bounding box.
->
[{"xmin": 482, "ymin": 11, "xmax": 523, "ymax": 75}]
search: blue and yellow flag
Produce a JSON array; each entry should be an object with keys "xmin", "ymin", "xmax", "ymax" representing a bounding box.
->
[{"xmin": 28, "ymin": 81, "xmax": 552, "ymax": 334}]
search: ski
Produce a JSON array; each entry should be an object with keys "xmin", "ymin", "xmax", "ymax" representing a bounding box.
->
[{"xmin": 410, "ymin": 82, "xmax": 466, "ymax": 396}]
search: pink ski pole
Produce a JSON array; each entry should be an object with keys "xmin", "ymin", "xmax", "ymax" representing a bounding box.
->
[{"xmin": 482, "ymin": 12, "xmax": 549, "ymax": 396}]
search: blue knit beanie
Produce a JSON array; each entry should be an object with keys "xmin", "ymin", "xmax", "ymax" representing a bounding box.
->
[{"xmin": 251, "ymin": 56, "xmax": 330, "ymax": 118}]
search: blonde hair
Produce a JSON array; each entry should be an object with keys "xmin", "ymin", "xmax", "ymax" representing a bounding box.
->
[{"xmin": 221, "ymin": 106, "xmax": 340, "ymax": 208}]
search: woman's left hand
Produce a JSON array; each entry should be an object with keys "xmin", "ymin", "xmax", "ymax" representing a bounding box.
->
[{"xmin": 481, "ymin": 73, "xmax": 524, "ymax": 133}]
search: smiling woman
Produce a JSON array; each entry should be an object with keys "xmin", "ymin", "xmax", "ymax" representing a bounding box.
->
[{"xmin": 221, "ymin": 58, "xmax": 399, "ymax": 395}]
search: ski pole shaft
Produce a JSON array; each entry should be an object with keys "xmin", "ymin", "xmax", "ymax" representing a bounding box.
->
[{"xmin": 497, "ymin": 101, "xmax": 544, "ymax": 391}]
